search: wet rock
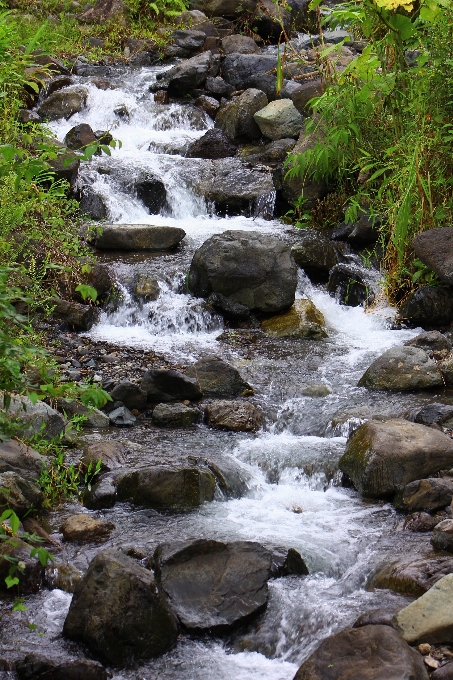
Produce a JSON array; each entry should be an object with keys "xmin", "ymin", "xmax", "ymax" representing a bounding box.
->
[
  {"xmin": 60, "ymin": 514, "xmax": 115, "ymax": 543},
  {"xmin": 32, "ymin": 53, "xmax": 70, "ymax": 76},
  {"xmin": 153, "ymin": 89, "xmax": 169, "ymax": 104},
  {"xmin": 353, "ymin": 605, "xmax": 402, "ymax": 628},
  {"xmin": 271, "ymin": 547, "xmax": 309, "ymax": 577},
  {"xmin": 281, "ymin": 124, "xmax": 327, "ymax": 207},
  {"xmin": 394, "ymin": 573, "xmax": 453, "ymax": 644},
  {"xmin": 15, "ymin": 654, "xmax": 108, "ymax": 680},
  {"xmin": 134, "ymin": 274, "xmax": 160, "ymax": 300},
  {"xmin": 215, "ymin": 89, "xmax": 268, "ymax": 142},
  {"xmin": 432, "ymin": 519, "xmax": 453, "ymax": 552},
  {"xmin": 157, "ymin": 51, "xmax": 217, "ymax": 96},
  {"xmin": 194, "ymin": 94, "xmax": 220, "ymax": 117},
  {"xmin": 79, "ymin": 187, "xmax": 108, "ymax": 221},
  {"xmin": 204, "ymin": 458, "xmax": 251, "ymax": 498},
  {"xmin": 358, "ymin": 346, "xmax": 443, "ymax": 391},
  {"xmin": 172, "ymin": 29, "xmax": 206, "ymax": 50},
  {"xmin": 78, "ymin": 0, "xmax": 130, "ymax": 25},
  {"xmin": 253, "ymin": 0, "xmax": 291, "ymax": 41},
  {"xmin": 0, "ymin": 471, "xmax": 42, "ymax": 517},
  {"xmin": 292, "ymin": 625, "xmax": 429, "ymax": 680},
  {"xmin": 83, "ymin": 476, "xmax": 117, "ymax": 509},
  {"xmin": 52, "ymin": 298, "xmax": 100, "ymax": 331},
  {"xmin": 63, "ymin": 550, "xmax": 179, "ymax": 666},
  {"xmin": 4, "ymin": 395, "xmax": 67, "ymax": 440},
  {"xmin": 432, "ymin": 664, "xmax": 453, "ymax": 680},
  {"xmin": 94, "ymin": 224, "xmax": 186, "ymax": 251},
  {"xmin": 185, "ymin": 128, "xmax": 237, "ymax": 159},
  {"xmin": 291, "ymin": 230, "xmax": 339, "ymax": 282},
  {"xmin": 0, "ymin": 536, "xmax": 44, "ymax": 593},
  {"xmin": 261, "ymin": 299, "xmax": 327, "ymax": 340},
  {"xmin": 370, "ymin": 556, "xmax": 453, "ymax": 596},
  {"xmin": 38, "ymin": 87, "xmax": 88, "ymax": 121},
  {"xmin": 404, "ymin": 511, "xmax": 441, "ymax": 532},
  {"xmin": 48, "ymin": 143, "xmax": 80, "ymax": 189},
  {"xmin": 413, "ymin": 227, "xmax": 453, "ymax": 286},
  {"xmin": 406, "ymin": 330, "xmax": 452, "ymax": 355},
  {"xmin": 399, "ymin": 286, "xmax": 453, "ymax": 327},
  {"xmin": 285, "ymin": 77, "xmax": 325, "ymax": 114},
  {"xmin": 135, "ymin": 177, "xmax": 167, "ymax": 214},
  {"xmin": 186, "ymin": 355, "xmax": 252, "ymax": 397},
  {"xmin": 64, "ymin": 123, "xmax": 97, "ymax": 150},
  {"xmin": 45, "ymin": 74, "xmax": 73, "ymax": 97},
  {"xmin": 339, "ymin": 418, "xmax": 453, "ymax": 498},
  {"xmin": 327, "ymin": 262, "xmax": 378, "ymax": 307},
  {"xmin": 441, "ymin": 354, "xmax": 453, "ymax": 386},
  {"xmin": 152, "ymin": 403, "xmax": 201, "ymax": 427},
  {"xmin": 333, "ymin": 214, "xmax": 380, "ymax": 246},
  {"xmin": 222, "ymin": 34, "xmax": 259, "ymax": 54},
  {"xmin": 154, "ymin": 539, "xmax": 272, "ymax": 631},
  {"xmin": 46, "ymin": 561, "xmax": 83, "ymax": 592},
  {"xmin": 254, "ymin": 100, "xmax": 303, "ymax": 140},
  {"xmin": 141, "ymin": 368, "xmax": 202, "ymax": 401},
  {"xmin": 206, "ymin": 400, "xmax": 263, "ymax": 432},
  {"xmin": 18, "ymin": 109, "xmax": 41, "ymax": 124},
  {"xmin": 109, "ymin": 406, "xmax": 136, "ymax": 427},
  {"xmin": 117, "ymin": 466, "xmax": 216, "ymax": 510},
  {"xmin": 205, "ymin": 75, "xmax": 234, "ymax": 98},
  {"xmin": 188, "ymin": 230, "xmax": 297, "ymax": 313},
  {"xmin": 241, "ymin": 138, "xmax": 296, "ymax": 167},
  {"xmin": 55, "ymin": 399, "xmax": 109, "ymax": 428},
  {"xmin": 394, "ymin": 478, "xmax": 453, "ymax": 512},
  {"xmin": 109, "ymin": 380, "xmax": 147, "ymax": 410},
  {"xmin": 221, "ymin": 53, "xmax": 277, "ymax": 89},
  {"xmin": 0, "ymin": 440, "xmax": 45, "ymax": 480},
  {"xmin": 206, "ymin": 292, "xmax": 250, "ymax": 320}
]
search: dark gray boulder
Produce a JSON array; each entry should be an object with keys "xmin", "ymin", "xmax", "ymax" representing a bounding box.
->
[
  {"xmin": 293, "ymin": 625, "xmax": 429, "ymax": 680},
  {"xmin": 206, "ymin": 292, "xmax": 250, "ymax": 320},
  {"xmin": 221, "ymin": 53, "xmax": 277, "ymax": 89},
  {"xmin": 135, "ymin": 178, "xmax": 167, "ymax": 214},
  {"xmin": 109, "ymin": 379, "xmax": 147, "ymax": 410},
  {"xmin": 64, "ymin": 123, "xmax": 97, "ymax": 150},
  {"xmin": 63, "ymin": 550, "xmax": 179, "ymax": 666},
  {"xmin": 172, "ymin": 29, "xmax": 206, "ymax": 50},
  {"xmin": 152, "ymin": 403, "xmax": 201, "ymax": 427},
  {"xmin": 15, "ymin": 654, "xmax": 108, "ymax": 680},
  {"xmin": 186, "ymin": 128, "xmax": 237, "ymax": 159},
  {"xmin": 332, "ymin": 214, "xmax": 381, "ymax": 246},
  {"xmin": 0, "ymin": 440, "xmax": 46, "ymax": 480},
  {"xmin": 109, "ymin": 406, "xmax": 136, "ymax": 427},
  {"xmin": 156, "ymin": 51, "xmax": 217, "ymax": 96},
  {"xmin": 241, "ymin": 138, "xmax": 296, "ymax": 167},
  {"xmin": 415, "ymin": 403, "xmax": 453, "ymax": 427},
  {"xmin": 48, "ymin": 142, "xmax": 80, "ymax": 189},
  {"xmin": 0, "ymin": 471, "xmax": 42, "ymax": 517},
  {"xmin": 188, "ymin": 230, "xmax": 298, "ymax": 313},
  {"xmin": 271, "ymin": 547, "xmax": 309, "ymax": 577},
  {"xmin": 327, "ymin": 262, "xmax": 379, "ymax": 307},
  {"xmin": 393, "ymin": 478, "xmax": 453, "ymax": 512},
  {"xmin": 51, "ymin": 298, "xmax": 100, "ymax": 331},
  {"xmin": 141, "ymin": 368, "xmax": 202, "ymax": 401},
  {"xmin": 222, "ymin": 34, "xmax": 259, "ymax": 54},
  {"xmin": 399, "ymin": 287, "xmax": 453, "ymax": 327},
  {"xmin": 117, "ymin": 466, "xmax": 216, "ymax": 510},
  {"xmin": 186, "ymin": 355, "xmax": 252, "ymax": 397},
  {"xmin": 291, "ymin": 230, "xmax": 339, "ymax": 283},
  {"xmin": 205, "ymin": 75, "xmax": 235, "ymax": 98},
  {"xmin": 38, "ymin": 87, "xmax": 88, "ymax": 121},
  {"xmin": 154, "ymin": 539, "xmax": 272, "ymax": 632},
  {"xmin": 215, "ymin": 88, "xmax": 268, "ymax": 142},
  {"xmin": 284, "ymin": 77, "xmax": 325, "ymax": 114},
  {"xmin": 358, "ymin": 346, "xmax": 443, "ymax": 391},
  {"xmin": 79, "ymin": 187, "xmax": 107, "ymax": 221},
  {"xmin": 94, "ymin": 224, "xmax": 185, "ymax": 251},
  {"xmin": 413, "ymin": 227, "xmax": 453, "ymax": 286}
]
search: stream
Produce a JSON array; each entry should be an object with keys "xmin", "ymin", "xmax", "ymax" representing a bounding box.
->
[{"xmin": 0, "ymin": 63, "xmax": 445, "ymax": 679}]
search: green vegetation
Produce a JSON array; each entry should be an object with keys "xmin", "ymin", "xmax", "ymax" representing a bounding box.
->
[{"xmin": 286, "ymin": 0, "xmax": 453, "ymax": 303}]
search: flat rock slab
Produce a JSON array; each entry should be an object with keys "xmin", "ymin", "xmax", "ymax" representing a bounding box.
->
[
  {"xmin": 293, "ymin": 625, "xmax": 429, "ymax": 680},
  {"xmin": 413, "ymin": 227, "xmax": 453, "ymax": 286},
  {"xmin": 154, "ymin": 539, "xmax": 273, "ymax": 632},
  {"xmin": 94, "ymin": 224, "xmax": 186, "ymax": 251},
  {"xmin": 394, "ymin": 573, "xmax": 453, "ymax": 644},
  {"xmin": 358, "ymin": 346, "xmax": 443, "ymax": 391}
]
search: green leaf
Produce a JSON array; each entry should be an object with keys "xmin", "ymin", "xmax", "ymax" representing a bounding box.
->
[{"xmin": 5, "ymin": 575, "xmax": 19, "ymax": 588}]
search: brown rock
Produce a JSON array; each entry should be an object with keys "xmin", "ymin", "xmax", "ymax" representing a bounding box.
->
[
  {"xmin": 60, "ymin": 514, "xmax": 114, "ymax": 543},
  {"xmin": 369, "ymin": 556, "xmax": 453, "ymax": 596},
  {"xmin": 206, "ymin": 400, "xmax": 263, "ymax": 431}
]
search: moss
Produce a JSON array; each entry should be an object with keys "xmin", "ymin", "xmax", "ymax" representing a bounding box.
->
[{"xmin": 261, "ymin": 299, "xmax": 328, "ymax": 340}]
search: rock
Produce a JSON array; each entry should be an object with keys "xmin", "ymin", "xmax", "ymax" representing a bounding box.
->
[
  {"xmin": 189, "ymin": 0, "xmax": 256, "ymax": 17},
  {"xmin": 413, "ymin": 227, "xmax": 453, "ymax": 286},
  {"xmin": 4, "ymin": 395, "xmax": 67, "ymax": 440},
  {"xmin": 55, "ymin": 399, "xmax": 109, "ymax": 428},
  {"xmin": 261, "ymin": 299, "xmax": 327, "ymax": 340},
  {"xmin": 222, "ymin": 34, "xmax": 259, "ymax": 54},
  {"xmin": 432, "ymin": 519, "xmax": 453, "ymax": 552},
  {"xmin": 135, "ymin": 178, "xmax": 167, "ymax": 214},
  {"xmin": 394, "ymin": 479, "xmax": 453, "ymax": 512},
  {"xmin": 78, "ymin": 0, "xmax": 130, "ymax": 25},
  {"xmin": 38, "ymin": 87, "xmax": 88, "ymax": 121},
  {"xmin": 134, "ymin": 274, "xmax": 159, "ymax": 300},
  {"xmin": 404, "ymin": 511, "xmax": 442, "ymax": 532},
  {"xmin": 333, "ymin": 214, "xmax": 380, "ymax": 246},
  {"xmin": 0, "ymin": 440, "xmax": 46, "ymax": 480},
  {"xmin": 394, "ymin": 573, "xmax": 453, "ymax": 644},
  {"xmin": 194, "ymin": 94, "xmax": 220, "ymax": 117},
  {"xmin": 60, "ymin": 514, "xmax": 115, "ymax": 543},
  {"xmin": 157, "ymin": 51, "xmax": 217, "ymax": 96},
  {"xmin": 206, "ymin": 292, "xmax": 250, "ymax": 320},
  {"xmin": 79, "ymin": 187, "xmax": 108, "ymax": 221},
  {"xmin": 15, "ymin": 654, "xmax": 108, "ymax": 680},
  {"xmin": 94, "ymin": 224, "xmax": 185, "ymax": 251},
  {"xmin": 117, "ymin": 466, "xmax": 216, "ymax": 510},
  {"xmin": 204, "ymin": 458, "xmax": 251, "ymax": 498},
  {"xmin": 241, "ymin": 138, "xmax": 296, "ymax": 166},
  {"xmin": 287, "ymin": 0, "xmax": 317, "ymax": 31},
  {"xmin": 52, "ymin": 298, "xmax": 100, "ymax": 331},
  {"xmin": 175, "ymin": 9, "xmax": 217, "ymax": 34},
  {"xmin": 172, "ymin": 29, "xmax": 206, "ymax": 50},
  {"xmin": 46, "ymin": 561, "xmax": 83, "ymax": 592},
  {"xmin": 293, "ymin": 625, "xmax": 429, "ymax": 680},
  {"xmin": 271, "ymin": 547, "xmax": 309, "ymax": 577},
  {"xmin": 286, "ymin": 77, "xmax": 325, "ymax": 114},
  {"xmin": 152, "ymin": 403, "xmax": 201, "ymax": 427},
  {"xmin": 253, "ymin": 0, "xmax": 291, "ymax": 41},
  {"xmin": 399, "ymin": 286, "xmax": 453, "ymax": 327},
  {"xmin": 45, "ymin": 74, "xmax": 73, "ymax": 97},
  {"xmin": 154, "ymin": 539, "xmax": 273, "ymax": 631},
  {"xmin": 109, "ymin": 380, "xmax": 147, "ymax": 410},
  {"xmin": 63, "ymin": 550, "xmax": 179, "ymax": 666},
  {"xmin": 353, "ymin": 605, "xmax": 402, "ymax": 628},
  {"xmin": 432, "ymin": 665, "xmax": 453, "ymax": 680},
  {"xmin": 370, "ymin": 556, "xmax": 453, "ymax": 596},
  {"xmin": 205, "ymin": 75, "xmax": 234, "ymax": 98},
  {"xmin": 215, "ymin": 88, "xmax": 268, "ymax": 142},
  {"xmin": 441, "ymin": 354, "xmax": 453, "ymax": 386},
  {"xmin": 83, "ymin": 476, "xmax": 117, "ymax": 509},
  {"xmin": 358, "ymin": 346, "xmax": 443, "ymax": 391},
  {"xmin": 281, "ymin": 124, "xmax": 327, "ymax": 207},
  {"xmin": 188, "ymin": 230, "xmax": 297, "ymax": 313},
  {"xmin": 48, "ymin": 143, "xmax": 80, "ymax": 189},
  {"xmin": 141, "ymin": 368, "xmax": 202, "ymax": 401},
  {"xmin": 291, "ymin": 230, "xmax": 339, "ymax": 282},
  {"xmin": 18, "ymin": 109, "xmax": 41, "ymax": 124},
  {"xmin": 406, "ymin": 330, "xmax": 452, "ymax": 357},
  {"xmin": 339, "ymin": 418, "xmax": 453, "ymax": 498},
  {"xmin": 187, "ymin": 356, "xmax": 252, "ymax": 398},
  {"xmin": 109, "ymin": 406, "xmax": 136, "ymax": 427},
  {"xmin": 221, "ymin": 53, "xmax": 277, "ymax": 89},
  {"xmin": 327, "ymin": 262, "xmax": 379, "ymax": 307},
  {"xmin": 0, "ymin": 535, "xmax": 45, "ymax": 593},
  {"xmin": 64, "ymin": 123, "xmax": 97, "ymax": 150},
  {"xmin": 186, "ymin": 128, "xmax": 237, "ymax": 159},
  {"xmin": 32, "ymin": 53, "xmax": 70, "ymax": 76},
  {"xmin": 254, "ymin": 100, "xmax": 303, "ymax": 140},
  {"xmin": 206, "ymin": 400, "xmax": 263, "ymax": 432},
  {"xmin": 417, "ymin": 403, "xmax": 453, "ymax": 428},
  {"xmin": 0, "ymin": 471, "xmax": 42, "ymax": 517}
]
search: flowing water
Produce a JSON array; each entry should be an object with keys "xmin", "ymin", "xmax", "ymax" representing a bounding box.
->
[{"xmin": 1, "ymin": 64, "xmax": 444, "ymax": 678}]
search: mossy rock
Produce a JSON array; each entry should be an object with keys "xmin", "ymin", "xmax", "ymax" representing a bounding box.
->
[{"xmin": 261, "ymin": 299, "xmax": 327, "ymax": 340}]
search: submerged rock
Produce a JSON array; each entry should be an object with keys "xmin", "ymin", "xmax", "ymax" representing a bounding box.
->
[
  {"xmin": 394, "ymin": 573, "xmax": 453, "ymax": 644},
  {"xmin": 94, "ymin": 224, "xmax": 185, "ymax": 251},
  {"xmin": 186, "ymin": 355, "xmax": 252, "ymax": 397},
  {"xmin": 135, "ymin": 177, "xmax": 167, "ymax": 214},
  {"xmin": 327, "ymin": 262, "xmax": 378, "ymax": 308},
  {"xmin": 358, "ymin": 346, "xmax": 443, "ymax": 390},
  {"xmin": 261, "ymin": 299, "xmax": 327, "ymax": 340},
  {"xmin": 206, "ymin": 400, "xmax": 263, "ymax": 432}
]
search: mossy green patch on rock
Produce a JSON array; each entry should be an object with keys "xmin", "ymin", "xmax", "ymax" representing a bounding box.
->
[{"xmin": 261, "ymin": 299, "xmax": 327, "ymax": 340}]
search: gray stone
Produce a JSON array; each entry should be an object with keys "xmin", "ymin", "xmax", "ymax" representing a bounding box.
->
[
  {"xmin": 393, "ymin": 573, "xmax": 453, "ymax": 644},
  {"xmin": 52, "ymin": 298, "xmax": 100, "ymax": 331},
  {"xmin": 188, "ymin": 230, "xmax": 297, "ymax": 313},
  {"xmin": 271, "ymin": 547, "xmax": 309, "ymax": 577},
  {"xmin": 60, "ymin": 514, "xmax": 115, "ymax": 543},
  {"xmin": 186, "ymin": 355, "xmax": 252, "ymax": 397},
  {"xmin": 254, "ymin": 100, "xmax": 303, "ymax": 140},
  {"xmin": 4, "ymin": 395, "xmax": 67, "ymax": 440},
  {"xmin": 432, "ymin": 663, "xmax": 453, "ymax": 679},
  {"xmin": 261, "ymin": 299, "xmax": 327, "ymax": 340},
  {"xmin": 291, "ymin": 230, "xmax": 339, "ymax": 283},
  {"xmin": 94, "ymin": 224, "xmax": 185, "ymax": 251},
  {"xmin": 64, "ymin": 123, "xmax": 97, "ymax": 150},
  {"xmin": 109, "ymin": 406, "xmax": 136, "ymax": 427},
  {"xmin": 370, "ymin": 556, "xmax": 453, "ymax": 596},
  {"xmin": 83, "ymin": 476, "xmax": 117, "ymax": 509},
  {"xmin": 399, "ymin": 286, "xmax": 453, "ymax": 327},
  {"xmin": 222, "ymin": 34, "xmax": 259, "ymax": 54},
  {"xmin": 79, "ymin": 188, "xmax": 107, "ymax": 221},
  {"xmin": 0, "ymin": 471, "xmax": 42, "ymax": 517},
  {"xmin": 48, "ymin": 142, "xmax": 80, "ymax": 189},
  {"xmin": 215, "ymin": 88, "xmax": 268, "ymax": 142},
  {"xmin": 0, "ymin": 440, "xmax": 46, "ymax": 480},
  {"xmin": 406, "ymin": 330, "xmax": 452, "ymax": 355},
  {"xmin": 358, "ymin": 345, "xmax": 443, "ymax": 390},
  {"xmin": 339, "ymin": 418, "xmax": 453, "ymax": 498},
  {"xmin": 413, "ymin": 227, "xmax": 453, "ymax": 286},
  {"xmin": 281, "ymin": 123, "xmax": 327, "ymax": 207},
  {"xmin": 157, "ymin": 51, "xmax": 217, "ymax": 96},
  {"xmin": 194, "ymin": 94, "xmax": 220, "ymax": 117},
  {"xmin": 241, "ymin": 138, "xmax": 296, "ymax": 166},
  {"xmin": 432, "ymin": 519, "xmax": 453, "ymax": 552},
  {"xmin": 186, "ymin": 128, "xmax": 237, "ymax": 159},
  {"xmin": 63, "ymin": 550, "xmax": 179, "ymax": 666},
  {"xmin": 204, "ymin": 457, "xmax": 251, "ymax": 498},
  {"xmin": 78, "ymin": 0, "xmax": 130, "ymax": 25},
  {"xmin": 206, "ymin": 400, "xmax": 263, "ymax": 432},
  {"xmin": 205, "ymin": 75, "xmax": 235, "ymax": 98},
  {"xmin": 415, "ymin": 403, "xmax": 453, "ymax": 426},
  {"xmin": 394, "ymin": 478, "xmax": 453, "ymax": 512},
  {"xmin": 18, "ymin": 109, "xmax": 41, "ymax": 124},
  {"xmin": 172, "ymin": 29, "xmax": 206, "ymax": 50},
  {"xmin": 188, "ymin": 0, "xmax": 256, "ymax": 17},
  {"xmin": 55, "ymin": 399, "xmax": 109, "ymax": 428},
  {"xmin": 353, "ymin": 605, "xmax": 403, "ymax": 628},
  {"xmin": 38, "ymin": 87, "xmax": 88, "ymax": 120},
  {"xmin": 141, "ymin": 368, "xmax": 202, "ymax": 401},
  {"xmin": 284, "ymin": 77, "xmax": 325, "ymax": 114},
  {"xmin": 15, "ymin": 654, "xmax": 108, "ymax": 680},
  {"xmin": 152, "ymin": 403, "xmax": 201, "ymax": 427},
  {"xmin": 81, "ymin": 440, "xmax": 126, "ymax": 471},
  {"xmin": 221, "ymin": 53, "xmax": 277, "ymax": 89},
  {"xmin": 109, "ymin": 380, "xmax": 147, "ymax": 410},
  {"xmin": 135, "ymin": 177, "xmax": 167, "ymax": 214},
  {"xmin": 440, "ymin": 353, "xmax": 453, "ymax": 386},
  {"xmin": 206, "ymin": 292, "xmax": 250, "ymax": 320},
  {"xmin": 134, "ymin": 274, "xmax": 159, "ymax": 300}
]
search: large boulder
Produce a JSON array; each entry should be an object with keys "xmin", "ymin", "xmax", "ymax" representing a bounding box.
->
[
  {"xmin": 109, "ymin": 379, "xmax": 147, "ymax": 410},
  {"xmin": 94, "ymin": 224, "xmax": 185, "ymax": 251},
  {"xmin": 394, "ymin": 573, "xmax": 453, "ymax": 644},
  {"xmin": 64, "ymin": 123, "xmax": 97, "ymax": 150},
  {"xmin": 135, "ymin": 178, "xmax": 167, "ymax": 214},
  {"xmin": 140, "ymin": 368, "xmax": 202, "ymax": 401},
  {"xmin": 206, "ymin": 400, "xmax": 263, "ymax": 432},
  {"xmin": 221, "ymin": 53, "xmax": 277, "ymax": 89},
  {"xmin": 413, "ymin": 227, "xmax": 453, "ymax": 286},
  {"xmin": 370, "ymin": 556, "xmax": 453, "ymax": 596},
  {"xmin": 0, "ymin": 440, "xmax": 45, "ymax": 480},
  {"xmin": 63, "ymin": 550, "xmax": 179, "ymax": 666},
  {"xmin": 394, "ymin": 478, "xmax": 453, "ymax": 512},
  {"xmin": 188, "ymin": 230, "xmax": 298, "ymax": 313},
  {"xmin": 154, "ymin": 539, "xmax": 272, "ymax": 631},
  {"xmin": 51, "ymin": 298, "xmax": 100, "ymax": 331},
  {"xmin": 81, "ymin": 440, "xmax": 126, "ymax": 472},
  {"xmin": 4, "ymin": 394, "xmax": 67, "ymax": 440},
  {"xmin": 186, "ymin": 355, "xmax": 252, "ymax": 397},
  {"xmin": 358, "ymin": 346, "xmax": 443, "ymax": 391},
  {"xmin": 254, "ymin": 100, "xmax": 303, "ymax": 140},
  {"xmin": 339, "ymin": 418, "xmax": 453, "ymax": 498},
  {"xmin": 186, "ymin": 128, "xmax": 237, "ymax": 159},
  {"xmin": 38, "ymin": 87, "xmax": 88, "ymax": 121},
  {"xmin": 261, "ymin": 299, "xmax": 327, "ymax": 340},
  {"xmin": 156, "ymin": 51, "xmax": 217, "ymax": 96},
  {"xmin": 398, "ymin": 286, "xmax": 453, "ymax": 327},
  {"xmin": 0, "ymin": 471, "xmax": 42, "ymax": 517},
  {"xmin": 221, "ymin": 34, "xmax": 259, "ymax": 54},
  {"xmin": 116, "ymin": 466, "xmax": 216, "ymax": 510},
  {"xmin": 293, "ymin": 625, "xmax": 429, "ymax": 680},
  {"xmin": 215, "ymin": 89, "xmax": 268, "ymax": 142},
  {"xmin": 291, "ymin": 230, "xmax": 339, "ymax": 283}
]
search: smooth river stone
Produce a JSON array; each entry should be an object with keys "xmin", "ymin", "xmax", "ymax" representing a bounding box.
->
[{"xmin": 94, "ymin": 224, "xmax": 186, "ymax": 251}]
